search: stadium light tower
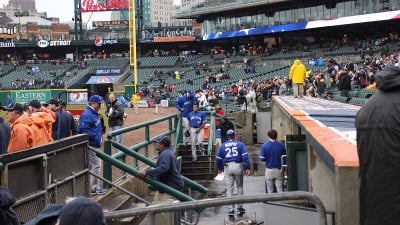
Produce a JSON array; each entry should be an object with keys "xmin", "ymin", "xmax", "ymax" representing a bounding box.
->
[{"xmin": 129, "ymin": 0, "xmax": 138, "ymax": 93}]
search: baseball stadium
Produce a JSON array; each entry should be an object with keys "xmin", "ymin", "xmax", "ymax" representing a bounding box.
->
[{"xmin": 0, "ymin": 0, "xmax": 399, "ymax": 225}]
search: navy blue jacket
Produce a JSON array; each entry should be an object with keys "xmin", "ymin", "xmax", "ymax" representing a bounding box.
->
[
  {"xmin": 0, "ymin": 117, "xmax": 11, "ymax": 154},
  {"xmin": 0, "ymin": 187, "xmax": 20, "ymax": 225},
  {"xmin": 52, "ymin": 109, "xmax": 78, "ymax": 140},
  {"xmin": 78, "ymin": 105, "xmax": 103, "ymax": 147},
  {"xmin": 146, "ymin": 147, "xmax": 184, "ymax": 191}
]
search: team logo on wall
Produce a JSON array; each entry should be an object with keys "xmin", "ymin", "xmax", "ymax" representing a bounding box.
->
[
  {"xmin": 95, "ymin": 38, "xmax": 103, "ymax": 47},
  {"xmin": 38, "ymin": 40, "xmax": 50, "ymax": 48}
]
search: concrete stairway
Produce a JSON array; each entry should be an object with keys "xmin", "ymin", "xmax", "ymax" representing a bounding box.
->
[{"xmin": 177, "ymin": 143, "xmax": 218, "ymax": 181}]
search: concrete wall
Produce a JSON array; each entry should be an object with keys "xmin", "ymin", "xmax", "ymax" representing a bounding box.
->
[
  {"xmin": 334, "ymin": 166, "xmax": 359, "ymax": 225},
  {"xmin": 270, "ymin": 100, "xmax": 360, "ymax": 225},
  {"xmin": 308, "ymin": 144, "xmax": 336, "ymax": 212},
  {"xmin": 271, "ymin": 101, "xmax": 301, "ymax": 140},
  {"xmin": 231, "ymin": 111, "xmax": 254, "ymax": 145}
]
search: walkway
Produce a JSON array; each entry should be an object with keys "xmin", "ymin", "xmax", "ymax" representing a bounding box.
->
[{"xmin": 198, "ymin": 175, "xmax": 266, "ymax": 225}]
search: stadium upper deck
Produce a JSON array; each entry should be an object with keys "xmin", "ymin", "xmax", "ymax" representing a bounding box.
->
[{"xmin": 173, "ymin": 0, "xmax": 400, "ymax": 40}]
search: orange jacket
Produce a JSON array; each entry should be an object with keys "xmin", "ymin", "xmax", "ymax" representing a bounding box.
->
[
  {"xmin": 38, "ymin": 106, "xmax": 56, "ymax": 140},
  {"xmin": 26, "ymin": 112, "xmax": 55, "ymax": 146},
  {"xmin": 7, "ymin": 116, "xmax": 34, "ymax": 153}
]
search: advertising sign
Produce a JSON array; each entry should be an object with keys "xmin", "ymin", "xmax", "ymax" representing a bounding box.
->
[
  {"xmin": 154, "ymin": 36, "xmax": 194, "ymax": 43},
  {"xmin": 92, "ymin": 20, "xmax": 128, "ymax": 27},
  {"xmin": 94, "ymin": 38, "xmax": 118, "ymax": 47},
  {"xmin": 86, "ymin": 76, "xmax": 121, "ymax": 84},
  {"xmin": 95, "ymin": 68, "xmax": 122, "ymax": 75},
  {"xmin": 37, "ymin": 40, "xmax": 71, "ymax": 48},
  {"xmin": 81, "ymin": 0, "xmax": 129, "ymax": 12},
  {"xmin": 68, "ymin": 92, "xmax": 88, "ymax": 105},
  {"xmin": 12, "ymin": 90, "xmax": 51, "ymax": 103},
  {"xmin": 0, "ymin": 40, "xmax": 16, "ymax": 48}
]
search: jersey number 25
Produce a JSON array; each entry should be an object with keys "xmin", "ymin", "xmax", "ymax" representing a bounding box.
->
[{"xmin": 225, "ymin": 147, "xmax": 238, "ymax": 158}]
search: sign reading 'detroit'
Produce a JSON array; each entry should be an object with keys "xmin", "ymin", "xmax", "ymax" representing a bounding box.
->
[{"xmin": 37, "ymin": 40, "xmax": 71, "ymax": 48}]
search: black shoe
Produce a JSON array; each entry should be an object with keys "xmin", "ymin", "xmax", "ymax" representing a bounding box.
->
[{"xmin": 237, "ymin": 207, "xmax": 245, "ymax": 215}]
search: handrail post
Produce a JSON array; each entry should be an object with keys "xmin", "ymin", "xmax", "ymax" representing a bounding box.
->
[
  {"xmin": 103, "ymin": 138, "xmax": 112, "ymax": 189},
  {"xmin": 145, "ymin": 126, "xmax": 150, "ymax": 158}
]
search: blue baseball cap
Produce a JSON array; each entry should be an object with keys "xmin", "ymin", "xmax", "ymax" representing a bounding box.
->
[{"xmin": 89, "ymin": 95, "xmax": 102, "ymax": 103}]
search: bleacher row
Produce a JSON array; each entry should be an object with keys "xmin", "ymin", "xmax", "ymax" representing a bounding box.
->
[
  {"xmin": 330, "ymin": 88, "xmax": 376, "ymax": 106},
  {"xmin": 1, "ymin": 44, "xmax": 383, "ymax": 106},
  {"xmin": 0, "ymin": 58, "xmax": 130, "ymax": 89}
]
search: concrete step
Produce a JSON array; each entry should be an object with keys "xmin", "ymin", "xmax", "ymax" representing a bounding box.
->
[
  {"xmin": 117, "ymin": 202, "xmax": 148, "ymax": 223},
  {"xmin": 181, "ymin": 167, "xmax": 214, "ymax": 174},
  {"xmin": 102, "ymin": 195, "xmax": 131, "ymax": 213},
  {"xmin": 183, "ymin": 173, "xmax": 215, "ymax": 181}
]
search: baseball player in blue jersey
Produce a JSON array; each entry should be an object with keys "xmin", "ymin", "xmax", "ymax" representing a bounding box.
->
[
  {"xmin": 175, "ymin": 89, "xmax": 199, "ymax": 145},
  {"xmin": 188, "ymin": 103, "xmax": 207, "ymax": 161},
  {"xmin": 259, "ymin": 129, "xmax": 286, "ymax": 193},
  {"xmin": 216, "ymin": 129, "xmax": 251, "ymax": 216}
]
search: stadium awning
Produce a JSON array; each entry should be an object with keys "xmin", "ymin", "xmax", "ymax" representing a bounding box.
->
[{"xmin": 86, "ymin": 75, "xmax": 121, "ymax": 84}]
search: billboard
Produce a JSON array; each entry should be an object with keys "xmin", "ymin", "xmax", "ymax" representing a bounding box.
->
[
  {"xmin": 154, "ymin": 36, "xmax": 195, "ymax": 43},
  {"xmin": 81, "ymin": 0, "xmax": 129, "ymax": 12},
  {"xmin": 12, "ymin": 90, "xmax": 51, "ymax": 103},
  {"xmin": 92, "ymin": 20, "xmax": 128, "ymax": 27},
  {"xmin": 86, "ymin": 76, "xmax": 121, "ymax": 84},
  {"xmin": 95, "ymin": 68, "xmax": 122, "ymax": 75},
  {"xmin": 68, "ymin": 92, "xmax": 88, "ymax": 105}
]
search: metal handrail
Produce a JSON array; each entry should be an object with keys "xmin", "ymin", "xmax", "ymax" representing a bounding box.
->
[
  {"xmin": 89, "ymin": 171, "xmax": 151, "ymax": 205},
  {"xmin": 110, "ymin": 141, "xmax": 208, "ymax": 194},
  {"xmin": 104, "ymin": 191, "xmax": 328, "ymax": 225},
  {"xmin": 93, "ymin": 147, "xmax": 195, "ymax": 202}
]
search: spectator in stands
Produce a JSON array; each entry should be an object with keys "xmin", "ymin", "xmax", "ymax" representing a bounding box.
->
[
  {"xmin": 355, "ymin": 65, "xmax": 400, "ymax": 225},
  {"xmin": 259, "ymin": 129, "xmax": 286, "ymax": 193},
  {"xmin": 105, "ymin": 93, "xmax": 125, "ymax": 152},
  {"xmin": 337, "ymin": 68, "xmax": 352, "ymax": 97},
  {"xmin": 46, "ymin": 99, "xmax": 77, "ymax": 140},
  {"xmin": 289, "ymin": 59, "xmax": 307, "ymax": 98},
  {"xmin": 57, "ymin": 197, "xmax": 105, "ymax": 225},
  {"xmin": 3, "ymin": 103, "xmax": 34, "ymax": 153},
  {"xmin": 278, "ymin": 78, "xmax": 287, "ymax": 96},
  {"xmin": 137, "ymin": 135, "xmax": 184, "ymax": 198},
  {"xmin": 78, "ymin": 95, "xmax": 107, "ymax": 195},
  {"xmin": 316, "ymin": 78, "xmax": 326, "ymax": 98},
  {"xmin": 175, "ymin": 89, "xmax": 199, "ymax": 146},
  {"xmin": 131, "ymin": 92, "xmax": 140, "ymax": 114},
  {"xmin": 218, "ymin": 117, "xmax": 234, "ymax": 143},
  {"xmin": 0, "ymin": 116, "xmax": 11, "ymax": 154}
]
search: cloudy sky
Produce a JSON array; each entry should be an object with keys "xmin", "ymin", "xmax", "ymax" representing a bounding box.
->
[
  {"xmin": 0, "ymin": 0, "xmax": 112, "ymax": 24},
  {"xmin": 0, "ymin": 0, "xmax": 181, "ymax": 24}
]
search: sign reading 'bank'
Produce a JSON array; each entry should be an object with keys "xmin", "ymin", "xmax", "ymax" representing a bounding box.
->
[
  {"xmin": 0, "ymin": 41, "xmax": 16, "ymax": 48},
  {"xmin": 37, "ymin": 40, "xmax": 71, "ymax": 48}
]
